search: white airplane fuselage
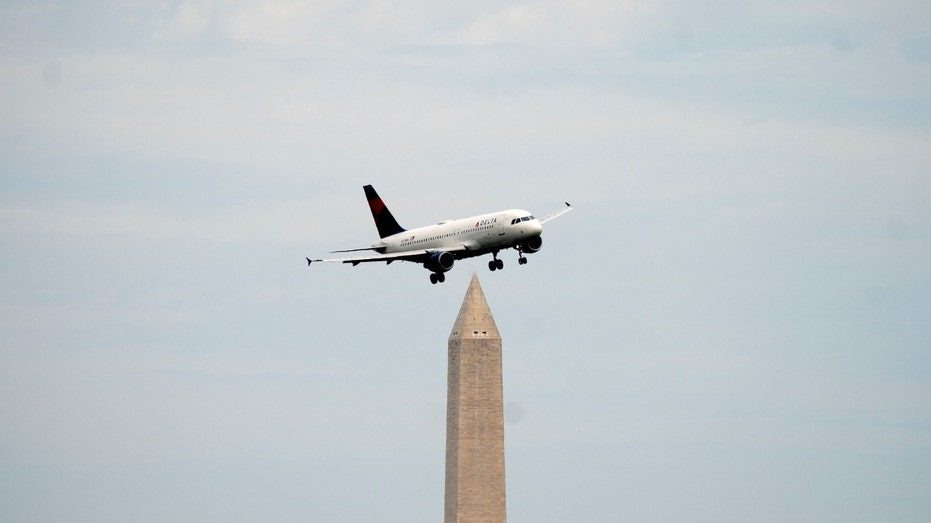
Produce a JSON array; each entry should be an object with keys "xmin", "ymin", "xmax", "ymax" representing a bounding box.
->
[{"xmin": 374, "ymin": 209, "xmax": 543, "ymax": 254}]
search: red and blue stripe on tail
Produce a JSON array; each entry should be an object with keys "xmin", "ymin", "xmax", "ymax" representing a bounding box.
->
[{"xmin": 363, "ymin": 185, "xmax": 406, "ymax": 239}]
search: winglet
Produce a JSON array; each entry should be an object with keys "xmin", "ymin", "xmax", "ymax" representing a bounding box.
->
[
  {"xmin": 364, "ymin": 185, "xmax": 406, "ymax": 239},
  {"xmin": 306, "ymin": 257, "xmax": 314, "ymax": 266}
]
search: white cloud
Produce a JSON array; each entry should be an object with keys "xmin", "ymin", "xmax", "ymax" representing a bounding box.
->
[
  {"xmin": 221, "ymin": 1, "xmax": 344, "ymax": 46},
  {"xmin": 2, "ymin": 2, "xmax": 931, "ymax": 521},
  {"xmin": 0, "ymin": 199, "xmax": 312, "ymax": 248},
  {"xmin": 156, "ymin": 1, "xmax": 214, "ymax": 41},
  {"xmin": 454, "ymin": 1, "xmax": 656, "ymax": 48}
]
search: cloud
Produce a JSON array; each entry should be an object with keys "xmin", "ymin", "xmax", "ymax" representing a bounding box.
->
[
  {"xmin": 900, "ymin": 36, "xmax": 931, "ymax": 62},
  {"xmin": 148, "ymin": 1, "xmax": 661, "ymax": 50},
  {"xmin": 454, "ymin": 1, "xmax": 656, "ymax": 48},
  {"xmin": 0, "ymin": 199, "xmax": 311, "ymax": 248},
  {"xmin": 223, "ymin": 2, "xmax": 340, "ymax": 45},
  {"xmin": 154, "ymin": 1, "xmax": 214, "ymax": 41},
  {"xmin": 2, "ymin": 3, "xmax": 931, "ymax": 521}
]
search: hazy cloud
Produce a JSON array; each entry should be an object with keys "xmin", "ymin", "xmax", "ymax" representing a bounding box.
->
[{"xmin": 2, "ymin": 2, "xmax": 930, "ymax": 522}]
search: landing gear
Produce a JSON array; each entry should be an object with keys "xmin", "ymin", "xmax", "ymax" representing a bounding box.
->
[
  {"xmin": 518, "ymin": 256, "xmax": 528, "ymax": 265},
  {"xmin": 430, "ymin": 272, "xmax": 446, "ymax": 284},
  {"xmin": 488, "ymin": 252, "xmax": 504, "ymax": 271}
]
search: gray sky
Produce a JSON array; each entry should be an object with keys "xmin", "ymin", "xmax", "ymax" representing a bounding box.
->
[{"xmin": 2, "ymin": 1, "xmax": 930, "ymax": 522}]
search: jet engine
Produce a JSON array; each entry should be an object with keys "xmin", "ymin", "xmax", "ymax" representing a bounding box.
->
[
  {"xmin": 424, "ymin": 251, "xmax": 455, "ymax": 273},
  {"xmin": 520, "ymin": 236, "xmax": 543, "ymax": 254}
]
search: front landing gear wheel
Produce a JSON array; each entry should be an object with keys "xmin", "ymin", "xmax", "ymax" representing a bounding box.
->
[
  {"xmin": 430, "ymin": 272, "xmax": 446, "ymax": 284},
  {"xmin": 518, "ymin": 256, "xmax": 527, "ymax": 265}
]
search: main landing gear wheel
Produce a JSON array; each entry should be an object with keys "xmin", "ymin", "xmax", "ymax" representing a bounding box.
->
[
  {"xmin": 430, "ymin": 272, "xmax": 446, "ymax": 284},
  {"xmin": 488, "ymin": 258, "xmax": 504, "ymax": 271}
]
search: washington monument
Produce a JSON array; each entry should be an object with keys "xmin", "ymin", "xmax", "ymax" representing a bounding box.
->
[{"xmin": 445, "ymin": 274, "xmax": 507, "ymax": 523}]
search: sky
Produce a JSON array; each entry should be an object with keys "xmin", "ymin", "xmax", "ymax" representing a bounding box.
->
[{"xmin": 2, "ymin": 1, "xmax": 930, "ymax": 522}]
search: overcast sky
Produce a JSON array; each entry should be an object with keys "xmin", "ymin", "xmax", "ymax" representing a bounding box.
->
[{"xmin": 2, "ymin": 1, "xmax": 930, "ymax": 522}]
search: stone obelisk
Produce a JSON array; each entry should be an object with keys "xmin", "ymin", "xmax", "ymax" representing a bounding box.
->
[{"xmin": 445, "ymin": 274, "xmax": 507, "ymax": 523}]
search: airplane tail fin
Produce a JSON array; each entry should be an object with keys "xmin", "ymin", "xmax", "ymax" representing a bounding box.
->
[{"xmin": 363, "ymin": 185, "xmax": 406, "ymax": 238}]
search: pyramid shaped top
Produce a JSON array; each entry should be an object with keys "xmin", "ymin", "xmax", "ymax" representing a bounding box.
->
[{"xmin": 449, "ymin": 274, "xmax": 500, "ymax": 340}]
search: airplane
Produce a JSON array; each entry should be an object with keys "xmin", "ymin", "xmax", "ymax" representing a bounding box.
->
[{"xmin": 306, "ymin": 185, "xmax": 573, "ymax": 284}]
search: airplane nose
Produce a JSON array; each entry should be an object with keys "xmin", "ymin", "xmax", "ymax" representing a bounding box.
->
[{"xmin": 531, "ymin": 221, "xmax": 543, "ymax": 235}]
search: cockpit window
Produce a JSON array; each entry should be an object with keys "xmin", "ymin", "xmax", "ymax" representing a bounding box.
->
[{"xmin": 520, "ymin": 216, "xmax": 530, "ymax": 222}]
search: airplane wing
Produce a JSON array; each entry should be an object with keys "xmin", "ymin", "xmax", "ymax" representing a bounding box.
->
[
  {"xmin": 539, "ymin": 202, "xmax": 574, "ymax": 224},
  {"xmin": 307, "ymin": 244, "xmax": 471, "ymax": 266}
]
